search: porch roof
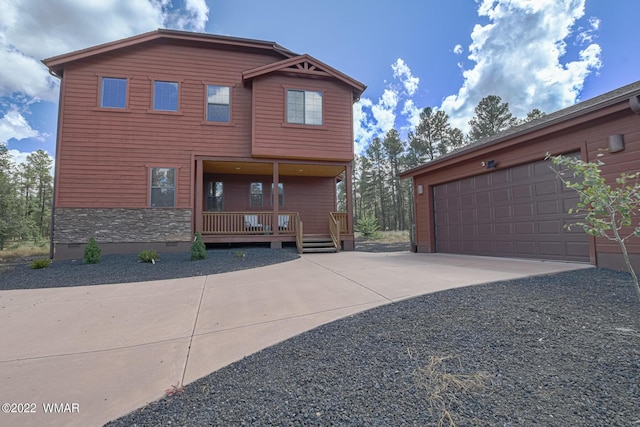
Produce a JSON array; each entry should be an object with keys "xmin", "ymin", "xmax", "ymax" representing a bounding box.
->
[{"xmin": 202, "ymin": 160, "xmax": 346, "ymax": 178}]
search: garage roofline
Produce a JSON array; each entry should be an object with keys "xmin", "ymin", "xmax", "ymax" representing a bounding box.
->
[{"xmin": 399, "ymin": 80, "xmax": 640, "ymax": 179}]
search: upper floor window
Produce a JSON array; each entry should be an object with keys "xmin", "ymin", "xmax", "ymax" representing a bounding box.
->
[
  {"xmin": 153, "ymin": 81, "xmax": 179, "ymax": 111},
  {"xmin": 250, "ymin": 182, "xmax": 263, "ymax": 207},
  {"xmin": 150, "ymin": 167, "xmax": 175, "ymax": 207},
  {"xmin": 287, "ymin": 89, "xmax": 322, "ymax": 125},
  {"xmin": 207, "ymin": 85, "xmax": 230, "ymax": 122},
  {"xmin": 100, "ymin": 77, "xmax": 127, "ymax": 109}
]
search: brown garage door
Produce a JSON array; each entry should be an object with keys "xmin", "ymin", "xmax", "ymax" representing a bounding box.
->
[{"xmin": 433, "ymin": 157, "xmax": 590, "ymax": 262}]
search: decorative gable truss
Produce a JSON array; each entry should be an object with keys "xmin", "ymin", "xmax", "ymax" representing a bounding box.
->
[{"xmin": 242, "ymin": 54, "xmax": 366, "ymax": 99}]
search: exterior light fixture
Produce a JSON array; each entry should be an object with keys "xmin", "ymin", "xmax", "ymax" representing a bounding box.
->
[
  {"xmin": 608, "ymin": 134, "xmax": 625, "ymax": 153},
  {"xmin": 417, "ymin": 184, "xmax": 424, "ymax": 195}
]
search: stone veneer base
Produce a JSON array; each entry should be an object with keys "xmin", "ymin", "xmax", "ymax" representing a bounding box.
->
[{"xmin": 53, "ymin": 208, "xmax": 192, "ymax": 259}]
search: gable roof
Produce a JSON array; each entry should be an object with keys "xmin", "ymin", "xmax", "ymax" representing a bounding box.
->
[
  {"xmin": 42, "ymin": 28, "xmax": 297, "ymax": 77},
  {"xmin": 400, "ymin": 80, "xmax": 640, "ymax": 178},
  {"xmin": 242, "ymin": 54, "xmax": 366, "ymax": 100}
]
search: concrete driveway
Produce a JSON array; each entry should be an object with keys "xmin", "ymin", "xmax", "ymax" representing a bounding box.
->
[{"xmin": 0, "ymin": 251, "xmax": 592, "ymax": 427}]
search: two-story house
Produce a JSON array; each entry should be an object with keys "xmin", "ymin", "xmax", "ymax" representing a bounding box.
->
[{"xmin": 42, "ymin": 29, "xmax": 366, "ymax": 259}]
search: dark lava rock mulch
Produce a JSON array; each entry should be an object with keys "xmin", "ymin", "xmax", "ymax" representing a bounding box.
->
[
  {"xmin": 107, "ymin": 268, "xmax": 640, "ymax": 426},
  {"xmin": 0, "ymin": 240, "xmax": 402, "ymax": 291},
  {"xmin": 0, "ymin": 246, "xmax": 299, "ymax": 291}
]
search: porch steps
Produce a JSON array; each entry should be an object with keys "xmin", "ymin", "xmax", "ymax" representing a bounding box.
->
[{"xmin": 302, "ymin": 234, "xmax": 337, "ymax": 253}]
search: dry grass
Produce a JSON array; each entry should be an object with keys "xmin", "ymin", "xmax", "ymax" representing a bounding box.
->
[
  {"xmin": 409, "ymin": 351, "xmax": 491, "ymax": 427},
  {"xmin": 0, "ymin": 242, "xmax": 50, "ymax": 263},
  {"xmin": 355, "ymin": 230, "xmax": 410, "ymax": 243}
]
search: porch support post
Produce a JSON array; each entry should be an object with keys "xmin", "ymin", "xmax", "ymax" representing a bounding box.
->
[
  {"xmin": 345, "ymin": 162, "xmax": 354, "ymax": 234},
  {"xmin": 195, "ymin": 158, "xmax": 203, "ymax": 234},
  {"xmin": 271, "ymin": 162, "xmax": 281, "ymax": 248}
]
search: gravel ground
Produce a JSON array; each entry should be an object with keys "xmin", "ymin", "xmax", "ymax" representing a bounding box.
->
[
  {"xmin": 0, "ymin": 245, "xmax": 300, "ymax": 291},
  {"xmin": 0, "ymin": 239, "xmax": 402, "ymax": 291},
  {"xmin": 3, "ymin": 241, "xmax": 639, "ymax": 425},
  {"xmin": 105, "ymin": 268, "xmax": 640, "ymax": 427}
]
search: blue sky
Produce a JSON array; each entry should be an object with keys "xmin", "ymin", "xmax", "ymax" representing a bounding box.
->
[{"xmin": 1, "ymin": 0, "xmax": 638, "ymax": 165}]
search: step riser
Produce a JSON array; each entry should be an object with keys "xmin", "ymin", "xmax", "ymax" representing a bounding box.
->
[{"xmin": 301, "ymin": 234, "xmax": 337, "ymax": 253}]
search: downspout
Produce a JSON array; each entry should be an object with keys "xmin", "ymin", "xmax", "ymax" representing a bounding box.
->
[{"xmin": 48, "ymin": 68, "xmax": 63, "ymax": 259}]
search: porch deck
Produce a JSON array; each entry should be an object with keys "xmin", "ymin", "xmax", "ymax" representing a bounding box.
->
[{"xmin": 199, "ymin": 211, "xmax": 352, "ymax": 251}]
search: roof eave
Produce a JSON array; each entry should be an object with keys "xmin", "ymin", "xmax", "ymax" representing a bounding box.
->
[
  {"xmin": 41, "ymin": 28, "xmax": 296, "ymax": 73},
  {"xmin": 400, "ymin": 82, "xmax": 640, "ymax": 179}
]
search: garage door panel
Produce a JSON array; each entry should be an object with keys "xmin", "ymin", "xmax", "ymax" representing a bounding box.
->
[
  {"xmin": 495, "ymin": 223, "xmax": 512, "ymax": 235},
  {"xmin": 514, "ymin": 203, "xmax": 534, "ymax": 217},
  {"xmin": 567, "ymin": 241, "xmax": 590, "ymax": 257},
  {"xmin": 495, "ymin": 241, "xmax": 515, "ymax": 253},
  {"xmin": 538, "ymin": 220, "xmax": 562, "ymax": 234},
  {"xmin": 512, "ymin": 184, "xmax": 533, "ymax": 199},
  {"xmin": 515, "ymin": 222, "xmax": 535, "ymax": 234},
  {"xmin": 434, "ymin": 155, "xmax": 589, "ymax": 262},
  {"xmin": 494, "ymin": 206, "xmax": 512, "ymax": 218},
  {"xmin": 516, "ymin": 242, "xmax": 537, "ymax": 254},
  {"xmin": 537, "ymin": 200, "xmax": 561, "ymax": 215},
  {"xmin": 535, "ymin": 180, "xmax": 559, "ymax": 195},
  {"xmin": 492, "ymin": 188, "xmax": 511, "ymax": 202}
]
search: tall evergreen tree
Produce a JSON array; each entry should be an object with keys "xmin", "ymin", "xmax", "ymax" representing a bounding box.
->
[
  {"xmin": 523, "ymin": 108, "xmax": 546, "ymax": 123},
  {"xmin": 365, "ymin": 137, "xmax": 389, "ymax": 230},
  {"xmin": 468, "ymin": 95, "xmax": 518, "ymax": 141},
  {"xmin": 407, "ymin": 107, "xmax": 464, "ymax": 165},
  {"xmin": 25, "ymin": 150, "xmax": 53, "ymax": 240},
  {"xmin": 382, "ymin": 129, "xmax": 405, "ymax": 230},
  {"xmin": 0, "ymin": 146, "xmax": 20, "ymax": 249}
]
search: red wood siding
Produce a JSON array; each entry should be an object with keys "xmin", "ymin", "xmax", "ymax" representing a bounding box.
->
[
  {"xmin": 251, "ymin": 74, "xmax": 355, "ymax": 161},
  {"xmin": 203, "ymin": 174, "xmax": 336, "ymax": 234},
  {"xmin": 54, "ymin": 40, "xmax": 350, "ymax": 209},
  {"xmin": 410, "ymin": 104, "xmax": 640, "ymax": 265}
]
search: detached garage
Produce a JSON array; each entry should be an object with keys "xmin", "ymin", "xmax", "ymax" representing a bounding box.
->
[{"xmin": 400, "ymin": 80, "xmax": 640, "ymax": 271}]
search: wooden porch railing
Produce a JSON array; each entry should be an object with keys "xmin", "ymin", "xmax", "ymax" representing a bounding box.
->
[
  {"xmin": 331, "ymin": 212, "xmax": 349, "ymax": 234},
  {"xmin": 329, "ymin": 212, "xmax": 341, "ymax": 253},
  {"xmin": 201, "ymin": 212, "xmax": 298, "ymax": 235}
]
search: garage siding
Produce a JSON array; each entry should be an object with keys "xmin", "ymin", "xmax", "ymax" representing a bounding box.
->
[{"xmin": 433, "ymin": 157, "xmax": 590, "ymax": 262}]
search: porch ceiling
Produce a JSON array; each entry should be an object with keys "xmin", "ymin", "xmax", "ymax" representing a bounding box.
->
[{"xmin": 203, "ymin": 161, "xmax": 345, "ymax": 177}]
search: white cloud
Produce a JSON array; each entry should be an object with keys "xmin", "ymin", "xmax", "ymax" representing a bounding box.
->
[
  {"xmin": 453, "ymin": 44, "xmax": 463, "ymax": 55},
  {"xmin": 401, "ymin": 99, "xmax": 421, "ymax": 130},
  {"xmin": 391, "ymin": 58, "xmax": 420, "ymax": 96},
  {"xmin": 0, "ymin": 0, "xmax": 210, "ymax": 151},
  {"xmin": 441, "ymin": 0, "xmax": 602, "ymax": 132},
  {"xmin": 353, "ymin": 58, "xmax": 424, "ymax": 153},
  {"xmin": 0, "ymin": 109, "xmax": 40, "ymax": 144}
]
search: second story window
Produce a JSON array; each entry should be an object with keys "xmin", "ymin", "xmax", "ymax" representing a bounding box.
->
[
  {"xmin": 153, "ymin": 81, "xmax": 179, "ymax": 111},
  {"xmin": 287, "ymin": 89, "xmax": 322, "ymax": 125},
  {"xmin": 207, "ymin": 85, "xmax": 230, "ymax": 122},
  {"xmin": 101, "ymin": 77, "xmax": 127, "ymax": 109}
]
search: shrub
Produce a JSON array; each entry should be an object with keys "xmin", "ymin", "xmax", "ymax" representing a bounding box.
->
[
  {"xmin": 355, "ymin": 213, "xmax": 381, "ymax": 238},
  {"xmin": 191, "ymin": 231, "xmax": 207, "ymax": 260},
  {"xmin": 138, "ymin": 249, "xmax": 160, "ymax": 263},
  {"xmin": 549, "ymin": 153, "xmax": 640, "ymax": 302},
  {"xmin": 30, "ymin": 258, "xmax": 52, "ymax": 269},
  {"xmin": 83, "ymin": 237, "xmax": 101, "ymax": 264}
]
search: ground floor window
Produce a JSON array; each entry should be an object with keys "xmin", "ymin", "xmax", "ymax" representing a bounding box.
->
[
  {"xmin": 207, "ymin": 181, "xmax": 223, "ymax": 211},
  {"xmin": 250, "ymin": 182, "xmax": 263, "ymax": 207},
  {"xmin": 150, "ymin": 167, "xmax": 175, "ymax": 207}
]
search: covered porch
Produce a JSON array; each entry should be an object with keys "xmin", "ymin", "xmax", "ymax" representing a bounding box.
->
[{"xmin": 193, "ymin": 157, "xmax": 354, "ymax": 252}]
